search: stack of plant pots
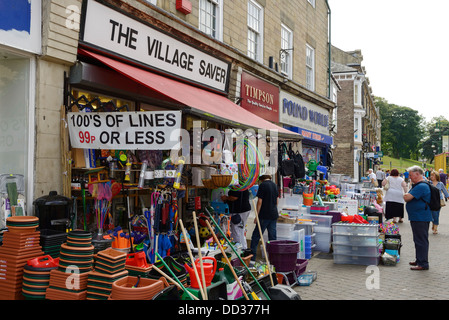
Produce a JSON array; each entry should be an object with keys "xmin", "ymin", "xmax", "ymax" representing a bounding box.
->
[
  {"xmin": 45, "ymin": 230, "xmax": 93, "ymax": 300},
  {"xmin": 21, "ymin": 255, "xmax": 59, "ymax": 300},
  {"xmin": 109, "ymin": 275, "xmax": 170, "ymax": 300},
  {"xmin": 86, "ymin": 248, "xmax": 128, "ymax": 300},
  {"xmin": 0, "ymin": 216, "xmax": 44, "ymax": 300}
]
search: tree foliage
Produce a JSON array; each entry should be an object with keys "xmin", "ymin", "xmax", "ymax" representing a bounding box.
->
[{"xmin": 375, "ymin": 96, "xmax": 425, "ymax": 161}]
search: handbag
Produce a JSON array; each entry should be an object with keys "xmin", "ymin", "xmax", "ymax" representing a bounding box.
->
[
  {"xmin": 383, "ymin": 177, "xmax": 390, "ymax": 191},
  {"xmin": 441, "ymin": 197, "xmax": 446, "ymax": 207}
]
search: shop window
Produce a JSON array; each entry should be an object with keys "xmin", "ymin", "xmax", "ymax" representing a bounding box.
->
[
  {"xmin": 247, "ymin": 0, "xmax": 263, "ymax": 63},
  {"xmin": 0, "ymin": 57, "xmax": 30, "ymax": 177}
]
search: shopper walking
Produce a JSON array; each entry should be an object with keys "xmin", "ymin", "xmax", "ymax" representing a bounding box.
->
[
  {"xmin": 429, "ymin": 170, "xmax": 449, "ymax": 234},
  {"xmin": 222, "ymin": 189, "xmax": 251, "ymax": 248},
  {"xmin": 368, "ymin": 169, "xmax": 376, "ymax": 187},
  {"xmin": 382, "ymin": 169, "xmax": 407, "ymax": 223},
  {"xmin": 404, "ymin": 166, "xmax": 432, "ymax": 270},
  {"xmin": 250, "ymin": 175, "xmax": 279, "ymax": 262}
]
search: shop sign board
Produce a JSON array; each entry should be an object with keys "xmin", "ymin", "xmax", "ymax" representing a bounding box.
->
[
  {"xmin": 279, "ymin": 91, "xmax": 330, "ymax": 135},
  {"xmin": 80, "ymin": 0, "xmax": 230, "ymax": 94},
  {"xmin": 67, "ymin": 111, "xmax": 182, "ymax": 150},
  {"xmin": 0, "ymin": 0, "xmax": 41, "ymax": 54},
  {"xmin": 240, "ymin": 71, "xmax": 279, "ymax": 123}
]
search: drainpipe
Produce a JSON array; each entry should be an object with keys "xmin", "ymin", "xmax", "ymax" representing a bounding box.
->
[{"xmin": 325, "ymin": 0, "xmax": 331, "ymax": 99}]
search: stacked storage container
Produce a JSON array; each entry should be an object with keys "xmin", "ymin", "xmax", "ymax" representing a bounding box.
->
[
  {"xmin": 332, "ymin": 223, "xmax": 380, "ymax": 265},
  {"xmin": 298, "ymin": 213, "xmax": 332, "ymax": 254}
]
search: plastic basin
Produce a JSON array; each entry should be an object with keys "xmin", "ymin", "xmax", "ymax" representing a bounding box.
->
[{"xmin": 266, "ymin": 240, "xmax": 299, "ymax": 272}]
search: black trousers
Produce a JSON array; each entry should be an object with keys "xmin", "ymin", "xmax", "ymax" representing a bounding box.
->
[{"xmin": 410, "ymin": 221, "xmax": 430, "ymax": 268}]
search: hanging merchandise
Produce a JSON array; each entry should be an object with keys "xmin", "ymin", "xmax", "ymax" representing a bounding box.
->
[
  {"xmin": 173, "ymin": 157, "xmax": 185, "ymax": 190},
  {"xmin": 230, "ymin": 138, "xmax": 265, "ymax": 191}
]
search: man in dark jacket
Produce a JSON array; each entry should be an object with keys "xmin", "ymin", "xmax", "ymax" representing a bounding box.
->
[{"xmin": 250, "ymin": 175, "xmax": 279, "ymax": 262}]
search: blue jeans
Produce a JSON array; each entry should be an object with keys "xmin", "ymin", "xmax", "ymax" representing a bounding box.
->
[
  {"xmin": 431, "ymin": 210, "xmax": 440, "ymax": 225},
  {"xmin": 250, "ymin": 219, "xmax": 277, "ymax": 261}
]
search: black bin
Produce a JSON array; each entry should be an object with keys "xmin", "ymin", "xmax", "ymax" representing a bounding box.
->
[{"xmin": 34, "ymin": 191, "xmax": 73, "ymax": 232}]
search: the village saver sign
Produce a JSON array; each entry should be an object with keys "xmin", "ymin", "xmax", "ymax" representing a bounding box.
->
[
  {"xmin": 81, "ymin": 0, "xmax": 230, "ymax": 93},
  {"xmin": 67, "ymin": 111, "xmax": 182, "ymax": 150}
]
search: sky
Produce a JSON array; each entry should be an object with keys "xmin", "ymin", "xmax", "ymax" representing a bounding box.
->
[{"xmin": 328, "ymin": 0, "xmax": 449, "ymax": 122}]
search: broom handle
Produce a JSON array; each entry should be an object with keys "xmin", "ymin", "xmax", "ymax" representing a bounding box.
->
[
  {"xmin": 179, "ymin": 219, "xmax": 207, "ymax": 300},
  {"xmin": 205, "ymin": 220, "xmax": 250, "ymax": 300},
  {"xmin": 152, "ymin": 261, "xmax": 199, "ymax": 301},
  {"xmin": 205, "ymin": 207, "xmax": 271, "ymax": 300},
  {"xmin": 192, "ymin": 211, "xmax": 208, "ymax": 300},
  {"xmin": 252, "ymin": 199, "xmax": 274, "ymax": 287}
]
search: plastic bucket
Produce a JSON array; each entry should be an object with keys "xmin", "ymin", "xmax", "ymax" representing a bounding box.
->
[
  {"xmin": 303, "ymin": 193, "xmax": 313, "ymax": 206},
  {"xmin": 266, "ymin": 240, "xmax": 299, "ymax": 272}
]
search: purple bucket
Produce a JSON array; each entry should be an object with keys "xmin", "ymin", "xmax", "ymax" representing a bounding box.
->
[{"xmin": 266, "ymin": 240, "xmax": 299, "ymax": 272}]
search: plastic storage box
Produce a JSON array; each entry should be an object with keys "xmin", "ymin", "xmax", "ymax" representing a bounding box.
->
[
  {"xmin": 299, "ymin": 213, "xmax": 332, "ymax": 228},
  {"xmin": 332, "ymin": 233, "xmax": 378, "ymax": 246},
  {"xmin": 332, "ymin": 222, "xmax": 379, "ymax": 236},
  {"xmin": 332, "ymin": 243, "xmax": 381, "ymax": 256},
  {"xmin": 333, "ymin": 252, "xmax": 380, "ymax": 266}
]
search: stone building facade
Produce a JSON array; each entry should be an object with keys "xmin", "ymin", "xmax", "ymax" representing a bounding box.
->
[
  {"xmin": 0, "ymin": 0, "xmax": 335, "ymax": 218},
  {"xmin": 331, "ymin": 46, "xmax": 381, "ymax": 181}
]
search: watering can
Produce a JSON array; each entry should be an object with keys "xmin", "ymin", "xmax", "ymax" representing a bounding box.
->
[{"xmin": 184, "ymin": 257, "xmax": 217, "ymax": 289}]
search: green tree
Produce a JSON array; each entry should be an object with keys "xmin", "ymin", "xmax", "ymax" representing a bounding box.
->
[
  {"xmin": 421, "ymin": 116, "xmax": 449, "ymax": 163},
  {"xmin": 375, "ymin": 97, "xmax": 424, "ymax": 160}
]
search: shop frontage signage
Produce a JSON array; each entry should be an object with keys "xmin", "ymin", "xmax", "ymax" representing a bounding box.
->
[
  {"xmin": 240, "ymin": 71, "xmax": 279, "ymax": 123},
  {"xmin": 279, "ymin": 91, "xmax": 330, "ymax": 135},
  {"xmin": 68, "ymin": 111, "xmax": 182, "ymax": 150},
  {"xmin": 0, "ymin": 0, "xmax": 41, "ymax": 54},
  {"xmin": 81, "ymin": 0, "xmax": 230, "ymax": 93}
]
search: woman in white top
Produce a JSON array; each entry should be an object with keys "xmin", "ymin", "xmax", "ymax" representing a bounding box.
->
[{"xmin": 382, "ymin": 168, "xmax": 408, "ymax": 223}]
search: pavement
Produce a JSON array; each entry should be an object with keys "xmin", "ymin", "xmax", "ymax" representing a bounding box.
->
[{"xmin": 293, "ymin": 202, "xmax": 449, "ymax": 300}]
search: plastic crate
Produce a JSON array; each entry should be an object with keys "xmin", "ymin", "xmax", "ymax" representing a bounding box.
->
[
  {"xmin": 333, "ymin": 252, "xmax": 380, "ymax": 266},
  {"xmin": 332, "ymin": 233, "xmax": 378, "ymax": 246},
  {"xmin": 298, "ymin": 213, "xmax": 332, "ymax": 228},
  {"xmin": 332, "ymin": 243, "xmax": 381, "ymax": 256},
  {"xmin": 297, "ymin": 273, "xmax": 314, "ymax": 286},
  {"xmin": 332, "ymin": 222, "xmax": 379, "ymax": 236}
]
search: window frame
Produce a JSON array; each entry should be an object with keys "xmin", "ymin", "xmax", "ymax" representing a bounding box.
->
[
  {"xmin": 280, "ymin": 24, "xmax": 293, "ymax": 79},
  {"xmin": 247, "ymin": 0, "xmax": 264, "ymax": 63},
  {"xmin": 199, "ymin": 0, "xmax": 223, "ymax": 41},
  {"xmin": 306, "ymin": 44, "xmax": 315, "ymax": 91}
]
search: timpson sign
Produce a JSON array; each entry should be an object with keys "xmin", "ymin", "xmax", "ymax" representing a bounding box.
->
[
  {"xmin": 240, "ymin": 71, "xmax": 279, "ymax": 123},
  {"xmin": 80, "ymin": 0, "xmax": 231, "ymax": 93}
]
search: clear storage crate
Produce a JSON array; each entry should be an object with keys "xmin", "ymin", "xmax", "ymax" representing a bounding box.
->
[
  {"xmin": 332, "ymin": 233, "xmax": 378, "ymax": 246},
  {"xmin": 332, "ymin": 243, "xmax": 381, "ymax": 256},
  {"xmin": 332, "ymin": 222, "xmax": 379, "ymax": 236},
  {"xmin": 333, "ymin": 252, "xmax": 380, "ymax": 266},
  {"xmin": 299, "ymin": 213, "xmax": 332, "ymax": 228}
]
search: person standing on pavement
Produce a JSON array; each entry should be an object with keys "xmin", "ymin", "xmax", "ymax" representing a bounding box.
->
[
  {"xmin": 368, "ymin": 169, "xmax": 377, "ymax": 187},
  {"xmin": 438, "ymin": 169, "xmax": 447, "ymax": 188},
  {"xmin": 222, "ymin": 189, "xmax": 251, "ymax": 249},
  {"xmin": 382, "ymin": 169, "xmax": 407, "ymax": 223},
  {"xmin": 250, "ymin": 175, "xmax": 279, "ymax": 262},
  {"xmin": 404, "ymin": 166, "xmax": 432, "ymax": 270},
  {"xmin": 376, "ymin": 168, "xmax": 385, "ymax": 188},
  {"xmin": 429, "ymin": 171, "xmax": 449, "ymax": 235}
]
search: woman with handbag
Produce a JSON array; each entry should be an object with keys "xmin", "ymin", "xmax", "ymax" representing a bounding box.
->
[
  {"xmin": 429, "ymin": 171, "xmax": 449, "ymax": 234},
  {"xmin": 382, "ymin": 169, "xmax": 408, "ymax": 223}
]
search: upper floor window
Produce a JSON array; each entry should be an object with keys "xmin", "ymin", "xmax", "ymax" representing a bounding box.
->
[
  {"xmin": 199, "ymin": 0, "xmax": 222, "ymax": 40},
  {"xmin": 280, "ymin": 24, "xmax": 293, "ymax": 78},
  {"xmin": 354, "ymin": 81, "xmax": 362, "ymax": 106},
  {"xmin": 247, "ymin": 0, "xmax": 263, "ymax": 63},
  {"xmin": 306, "ymin": 44, "xmax": 315, "ymax": 91}
]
